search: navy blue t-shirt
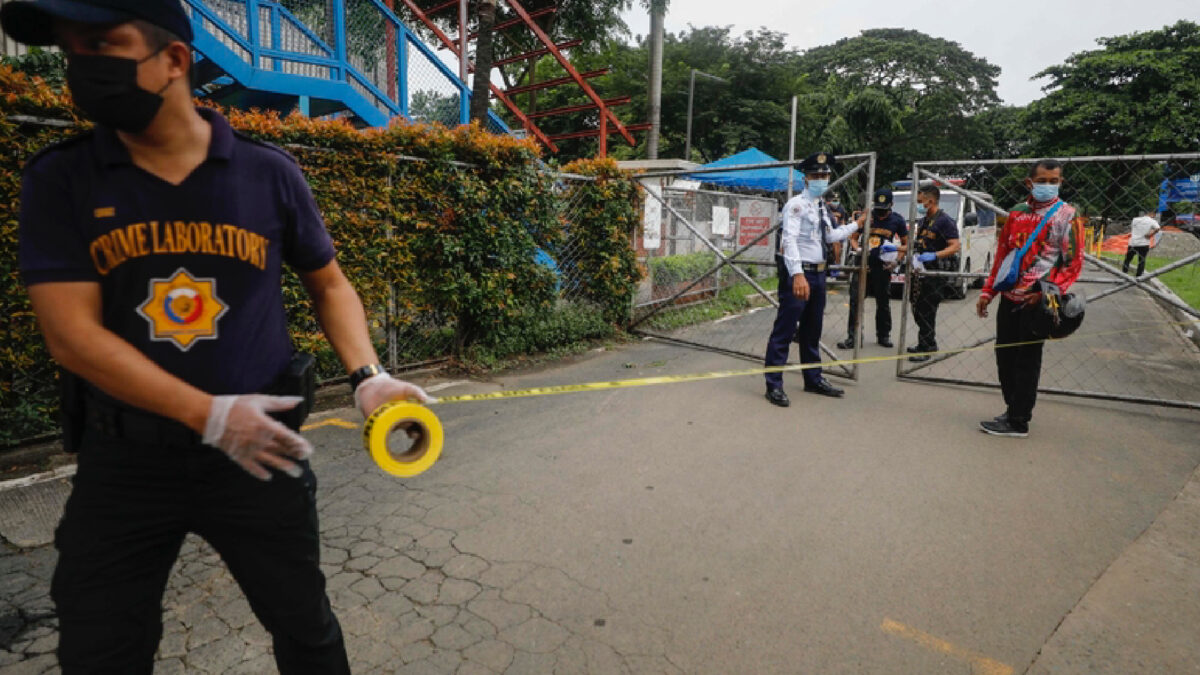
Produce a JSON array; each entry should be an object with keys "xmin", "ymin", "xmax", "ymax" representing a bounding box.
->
[
  {"xmin": 914, "ymin": 209, "xmax": 960, "ymax": 270},
  {"xmin": 18, "ymin": 108, "xmax": 336, "ymax": 395},
  {"xmin": 915, "ymin": 210, "xmax": 959, "ymax": 253},
  {"xmin": 866, "ymin": 211, "xmax": 908, "ymax": 262}
]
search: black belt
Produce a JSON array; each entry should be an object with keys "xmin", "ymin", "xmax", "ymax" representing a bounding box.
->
[
  {"xmin": 800, "ymin": 262, "xmax": 827, "ymax": 272},
  {"xmin": 85, "ymin": 397, "xmax": 201, "ymax": 448}
]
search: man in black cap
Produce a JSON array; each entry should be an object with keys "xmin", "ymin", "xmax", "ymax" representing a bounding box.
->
[
  {"xmin": 3, "ymin": 1, "xmax": 430, "ymax": 671},
  {"xmin": 764, "ymin": 152, "xmax": 860, "ymax": 406},
  {"xmin": 837, "ymin": 188, "xmax": 907, "ymax": 350}
]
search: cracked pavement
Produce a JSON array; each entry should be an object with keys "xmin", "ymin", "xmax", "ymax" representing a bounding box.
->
[{"xmin": 2, "ymin": 337, "xmax": 1200, "ymax": 673}]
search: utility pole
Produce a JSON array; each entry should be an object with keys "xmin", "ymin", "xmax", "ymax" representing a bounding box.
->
[
  {"xmin": 646, "ymin": 1, "xmax": 664, "ymax": 159},
  {"xmin": 684, "ymin": 68, "xmax": 729, "ymax": 163}
]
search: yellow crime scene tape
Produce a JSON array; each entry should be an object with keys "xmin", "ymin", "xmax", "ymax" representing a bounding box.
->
[{"xmin": 354, "ymin": 318, "xmax": 1198, "ymax": 477}]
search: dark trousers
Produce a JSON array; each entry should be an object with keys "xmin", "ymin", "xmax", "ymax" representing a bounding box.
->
[
  {"xmin": 846, "ymin": 262, "xmax": 892, "ymax": 340},
  {"xmin": 994, "ymin": 296, "xmax": 1045, "ymax": 425},
  {"xmin": 1123, "ymin": 245, "xmax": 1150, "ymax": 277},
  {"xmin": 765, "ymin": 268, "xmax": 826, "ymax": 389},
  {"xmin": 51, "ymin": 430, "xmax": 350, "ymax": 674},
  {"xmin": 911, "ymin": 277, "xmax": 947, "ymax": 350}
]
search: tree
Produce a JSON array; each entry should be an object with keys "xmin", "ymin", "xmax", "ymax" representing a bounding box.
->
[
  {"xmin": 469, "ymin": 0, "xmax": 498, "ymax": 121},
  {"xmin": 971, "ymin": 106, "xmax": 1032, "ymax": 160},
  {"xmin": 407, "ymin": 0, "xmax": 637, "ymax": 94},
  {"xmin": 1026, "ymin": 20, "xmax": 1200, "ymax": 156},
  {"xmin": 525, "ymin": 26, "xmax": 804, "ymax": 160},
  {"xmin": 797, "ymin": 28, "xmax": 1002, "ymax": 180}
]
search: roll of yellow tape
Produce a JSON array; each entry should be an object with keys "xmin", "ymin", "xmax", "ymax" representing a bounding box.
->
[{"xmin": 362, "ymin": 402, "xmax": 444, "ymax": 477}]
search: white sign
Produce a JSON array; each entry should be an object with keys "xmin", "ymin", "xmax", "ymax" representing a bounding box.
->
[
  {"xmin": 712, "ymin": 206, "xmax": 731, "ymax": 236},
  {"xmin": 643, "ymin": 184, "xmax": 662, "ymax": 250},
  {"xmin": 672, "ymin": 179, "xmax": 702, "ymax": 191}
]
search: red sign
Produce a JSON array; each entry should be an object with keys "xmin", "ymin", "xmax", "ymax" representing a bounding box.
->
[{"xmin": 738, "ymin": 199, "xmax": 773, "ymax": 247}]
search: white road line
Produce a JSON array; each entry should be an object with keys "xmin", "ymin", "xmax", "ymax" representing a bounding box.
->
[{"xmin": 427, "ymin": 380, "xmax": 471, "ymax": 393}]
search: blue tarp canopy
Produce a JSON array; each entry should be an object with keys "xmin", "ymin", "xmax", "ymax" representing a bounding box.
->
[{"xmin": 684, "ymin": 148, "xmax": 805, "ymax": 192}]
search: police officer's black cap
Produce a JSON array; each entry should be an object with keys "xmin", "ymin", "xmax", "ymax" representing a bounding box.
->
[
  {"xmin": 1, "ymin": 0, "xmax": 193, "ymax": 47},
  {"xmin": 798, "ymin": 152, "xmax": 836, "ymax": 174},
  {"xmin": 873, "ymin": 188, "xmax": 894, "ymax": 209}
]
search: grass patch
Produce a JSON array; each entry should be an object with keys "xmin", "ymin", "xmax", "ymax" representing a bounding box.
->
[
  {"xmin": 1098, "ymin": 253, "xmax": 1200, "ymax": 309},
  {"xmin": 641, "ymin": 281, "xmax": 765, "ymax": 332}
]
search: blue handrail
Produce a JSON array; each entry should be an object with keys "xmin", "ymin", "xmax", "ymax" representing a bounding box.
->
[{"xmin": 184, "ymin": 0, "xmax": 509, "ymax": 131}]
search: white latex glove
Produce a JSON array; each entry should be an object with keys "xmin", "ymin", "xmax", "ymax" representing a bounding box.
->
[
  {"xmin": 202, "ymin": 395, "xmax": 314, "ymax": 481},
  {"xmin": 354, "ymin": 373, "xmax": 435, "ymax": 419}
]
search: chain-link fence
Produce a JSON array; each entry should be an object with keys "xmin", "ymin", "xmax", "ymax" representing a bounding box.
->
[
  {"xmin": 0, "ymin": 115, "xmax": 613, "ymax": 445},
  {"xmin": 895, "ymin": 154, "xmax": 1200, "ymax": 409},
  {"xmin": 372, "ymin": 168, "xmax": 607, "ymax": 373},
  {"xmin": 628, "ymin": 153, "xmax": 878, "ymax": 380}
]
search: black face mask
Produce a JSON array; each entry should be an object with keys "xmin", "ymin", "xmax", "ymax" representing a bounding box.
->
[
  {"xmin": 873, "ymin": 208, "xmax": 890, "ymax": 219},
  {"xmin": 67, "ymin": 50, "xmax": 170, "ymax": 133}
]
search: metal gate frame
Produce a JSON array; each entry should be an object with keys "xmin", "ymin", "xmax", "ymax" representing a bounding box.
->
[
  {"xmin": 629, "ymin": 152, "xmax": 878, "ymax": 380},
  {"xmin": 896, "ymin": 153, "xmax": 1200, "ymax": 410}
]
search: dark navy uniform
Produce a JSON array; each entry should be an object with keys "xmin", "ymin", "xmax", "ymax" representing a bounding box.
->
[
  {"xmin": 841, "ymin": 189, "xmax": 907, "ymax": 347},
  {"xmin": 19, "ymin": 109, "xmax": 349, "ymax": 671},
  {"xmin": 910, "ymin": 209, "xmax": 960, "ymax": 352},
  {"xmin": 764, "ymin": 153, "xmax": 859, "ymax": 401}
]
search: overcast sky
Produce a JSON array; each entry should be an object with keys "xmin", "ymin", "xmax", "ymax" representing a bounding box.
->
[{"xmin": 620, "ymin": 0, "xmax": 1199, "ymax": 106}]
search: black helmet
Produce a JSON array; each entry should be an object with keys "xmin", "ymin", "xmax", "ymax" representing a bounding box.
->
[{"xmin": 1030, "ymin": 281, "xmax": 1085, "ymax": 339}]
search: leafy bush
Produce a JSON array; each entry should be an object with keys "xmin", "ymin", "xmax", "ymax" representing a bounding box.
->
[{"xmin": 0, "ymin": 65, "xmax": 642, "ymax": 445}]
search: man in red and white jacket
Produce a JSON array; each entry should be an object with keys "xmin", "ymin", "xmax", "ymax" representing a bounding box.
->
[{"xmin": 975, "ymin": 159, "xmax": 1084, "ymax": 437}]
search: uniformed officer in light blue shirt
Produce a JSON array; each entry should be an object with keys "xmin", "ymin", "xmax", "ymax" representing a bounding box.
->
[{"xmin": 764, "ymin": 152, "xmax": 860, "ymax": 406}]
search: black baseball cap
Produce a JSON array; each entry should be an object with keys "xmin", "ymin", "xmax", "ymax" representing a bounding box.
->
[
  {"xmin": 1, "ymin": 0, "xmax": 193, "ymax": 47},
  {"xmin": 873, "ymin": 188, "xmax": 894, "ymax": 209}
]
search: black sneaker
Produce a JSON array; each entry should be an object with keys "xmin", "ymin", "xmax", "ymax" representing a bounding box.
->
[
  {"xmin": 877, "ymin": 337, "xmax": 894, "ymax": 348},
  {"xmin": 979, "ymin": 418, "xmax": 1028, "ymax": 437},
  {"xmin": 766, "ymin": 388, "xmax": 790, "ymax": 407},
  {"xmin": 836, "ymin": 337, "xmax": 857, "ymax": 350},
  {"xmin": 908, "ymin": 354, "xmax": 931, "ymax": 363}
]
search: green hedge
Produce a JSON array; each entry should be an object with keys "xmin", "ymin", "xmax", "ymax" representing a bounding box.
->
[{"xmin": 0, "ymin": 65, "xmax": 642, "ymax": 446}]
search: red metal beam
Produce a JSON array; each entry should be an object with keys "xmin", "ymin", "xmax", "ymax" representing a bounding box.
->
[
  {"xmin": 501, "ymin": 0, "xmax": 636, "ymax": 153},
  {"xmin": 493, "ymin": 39, "xmax": 582, "ymax": 68},
  {"xmin": 424, "ymin": 0, "xmax": 459, "ymax": 15},
  {"xmin": 547, "ymin": 122, "xmax": 651, "ymax": 142},
  {"xmin": 526, "ymin": 96, "xmax": 631, "ymax": 120},
  {"xmin": 504, "ymin": 68, "xmax": 609, "ymax": 96},
  {"xmin": 397, "ymin": 0, "xmax": 557, "ymax": 152},
  {"xmin": 470, "ymin": 7, "xmax": 555, "ymax": 39}
]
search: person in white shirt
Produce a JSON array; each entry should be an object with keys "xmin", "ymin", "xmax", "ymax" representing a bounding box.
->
[
  {"xmin": 764, "ymin": 152, "xmax": 860, "ymax": 406},
  {"xmin": 1123, "ymin": 210, "xmax": 1162, "ymax": 277}
]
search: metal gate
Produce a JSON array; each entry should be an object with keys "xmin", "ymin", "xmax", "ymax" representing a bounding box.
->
[
  {"xmin": 895, "ymin": 153, "xmax": 1200, "ymax": 409},
  {"xmin": 628, "ymin": 153, "xmax": 878, "ymax": 381}
]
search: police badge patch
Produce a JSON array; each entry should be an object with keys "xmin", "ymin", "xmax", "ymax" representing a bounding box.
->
[{"xmin": 137, "ymin": 268, "xmax": 229, "ymax": 351}]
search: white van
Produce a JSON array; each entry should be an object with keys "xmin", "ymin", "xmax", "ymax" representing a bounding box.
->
[{"xmin": 889, "ymin": 184, "xmax": 999, "ymax": 299}]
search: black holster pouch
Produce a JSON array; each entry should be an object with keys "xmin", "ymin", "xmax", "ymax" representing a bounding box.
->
[
  {"xmin": 58, "ymin": 368, "xmax": 87, "ymax": 454},
  {"xmin": 267, "ymin": 352, "xmax": 316, "ymax": 431}
]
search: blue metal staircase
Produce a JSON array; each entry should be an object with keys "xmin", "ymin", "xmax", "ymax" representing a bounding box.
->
[{"xmin": 184, "ymin": 0, "xmax": 508, "ymax": 131}]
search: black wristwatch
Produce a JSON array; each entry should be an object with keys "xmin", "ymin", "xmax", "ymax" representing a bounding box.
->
[{"xmin": 349, "ymin": 363, "xmax": 387, "ymax": 391}]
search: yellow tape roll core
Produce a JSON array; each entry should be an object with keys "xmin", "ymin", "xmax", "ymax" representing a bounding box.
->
[{"xmin": 362, "ymin": 402, "xmax": 444, "ymax": 477}]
